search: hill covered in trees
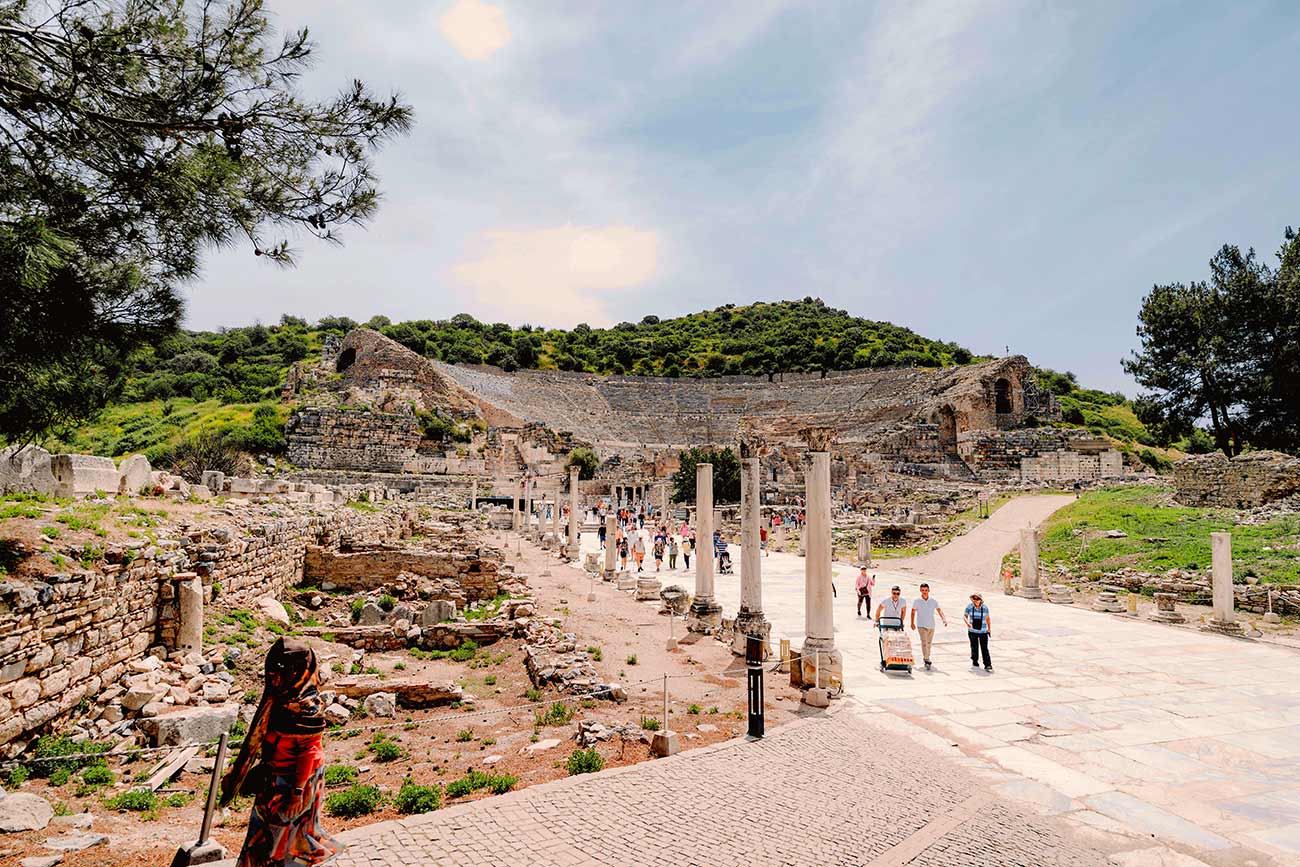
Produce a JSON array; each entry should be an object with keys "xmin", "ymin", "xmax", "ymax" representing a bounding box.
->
[{"xmin": 47, "ymin": 298, "xmax": 1170, "ymax": 463}]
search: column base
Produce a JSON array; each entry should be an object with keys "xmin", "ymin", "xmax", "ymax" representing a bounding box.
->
[
  {"xmin": 1148, "ymin": 610, "xmax": 1185, "ymax": 624},
  {"xmin": 1201, "ymin": 618, "xmax": 1246, "ymax": 637},
  {"xmin": 802, "ymin": 687, "xmax": 831, "ymax": 709},
  {"xmin": 795, "ymin": 643, "xmax": 841, "ymax": 690},
  {"xmin": 616, "ymin": 574, "xmax": 638, "ymax": 592},
  {"xmin": 635, "ymin": 577, "xmax": 662, "ymax": 601},
  {"xmin": 686, "ymin": 600, "xmax": 723, "ymax": 634},
  {"xmin": 1016, "ymin": 586, "xmax": 1043, "ymax": 599},
  {"xmin": 1264, "ymin": 612, "xmax": 1282, "ymax": 624},
  {"xmin": 731, "ymin": 609, "xmax": 770, "ymax": 656}
]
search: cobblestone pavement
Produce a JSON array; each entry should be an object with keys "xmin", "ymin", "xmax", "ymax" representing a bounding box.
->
[{"xmin": 329, "ymin": 709, "xmax": 1107, "ymax": 867}]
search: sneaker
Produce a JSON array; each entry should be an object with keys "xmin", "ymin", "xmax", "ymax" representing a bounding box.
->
[
  {"xmin": 924, "ymin": 660, "xmax": 932, "ymax": 670},
  {"xmin": 971, "ymin": 662, "xmax": 979, "ymax": 668},
  {"xmin": 984, "ymin": 665, "xmax": 993, "ymax": 672}
]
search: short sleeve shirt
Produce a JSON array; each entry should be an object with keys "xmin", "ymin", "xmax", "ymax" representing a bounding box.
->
[
  {"xmin": 912, "ymin": 596, "xmax": 940, "ymax": 629},
  {"xmin": 965, "ymin": 604, "xmax": 989, "ymax": 634},
  {"xmin": 880, "ymin": 596, "xmax": 906, "ymax": 619}
]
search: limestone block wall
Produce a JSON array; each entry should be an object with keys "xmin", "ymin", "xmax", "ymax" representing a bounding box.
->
[
  {"xmin": 1173, "ymin": 451, "xmax": 1300, "ymax": 507},
  {"xmin": 286, "ymin": 407, "xmax": 421, "ymax": 472},
  {"xmin": 302, "ymin": 545, "xmax": 500, "ymax": 600},
  {"xmin": 0, "ymin": 505, "xmax": 411, "ymax": 752},
  {"xmin": 1020, "ymin": 449, "xmax": 1124, "ymax": 482}
]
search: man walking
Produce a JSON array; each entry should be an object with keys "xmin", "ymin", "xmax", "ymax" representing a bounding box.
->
[
  {"xmin": 964, "ymin": 593, "xmax": 992, "ymax": 672},
  {"xmin": 874, "ymin": 586, "xmax": 907, "ymax": 625},
  {"xmin": 909, "ymin": 583, "xmax": 947, "ymax": 670},
  {"xmin": 855, "ymin": 567, "xmax": 874, "ymax": 617}
]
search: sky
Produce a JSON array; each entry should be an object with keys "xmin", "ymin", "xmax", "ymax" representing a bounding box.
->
[{"xmin": 187, "ymin": 0, "xmax": 1300, "ymax": 394}]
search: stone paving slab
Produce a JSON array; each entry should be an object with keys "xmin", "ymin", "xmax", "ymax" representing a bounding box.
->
[{"xmin": 328, "ymin": 710, "xmax": 1108, "ymax": 867}]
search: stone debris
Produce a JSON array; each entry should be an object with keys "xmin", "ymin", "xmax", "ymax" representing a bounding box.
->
[
  {"xmin": 42, "ymin": 832, "xmax": 109, "ymax": 852},
  {"xmin": 117, "ymin": 454, "xmax": 152, "ymax": 495},
  {"xmin": 362, "ymin": 692, "xmax": 396, "ymax": 718},
  {"xmin": 333, "ymin": 677, "xmax": 462, "ymax": 709},
  {"xmin": 0, "ymin": 791, "xmax": 54, "ymax": 833},
  {"xmin": 523, "ymin": 737, "xmax": 561, "ymax": 755}
]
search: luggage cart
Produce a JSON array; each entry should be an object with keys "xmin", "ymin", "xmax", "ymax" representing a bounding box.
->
[{"xmin": 877, "ymin": 615, "xmax": 914, "ymax": 675}]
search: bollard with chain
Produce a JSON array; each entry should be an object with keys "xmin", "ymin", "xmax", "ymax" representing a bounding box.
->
[
  {"xmin": 746, "ymin": 634, "xmax": 764, "ymax": 738},
  {"xmin": 169, "ymin": 732, "xmax": 230, "ymax": 866}
]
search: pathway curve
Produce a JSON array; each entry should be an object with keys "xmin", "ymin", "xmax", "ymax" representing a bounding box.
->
[{"xmin": 315, "ymin": 496, "xmax": 1298, "ymax": 865}]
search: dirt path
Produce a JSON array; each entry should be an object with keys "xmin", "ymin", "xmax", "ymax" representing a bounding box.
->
[{"xmin": 892, "ymin": 493, "xmax": 1075, "ymax": 586}]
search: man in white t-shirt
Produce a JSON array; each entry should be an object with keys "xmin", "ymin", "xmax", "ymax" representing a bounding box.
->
[
  {"xmin": 874, "ymin": 586, "xmax": 907, "ymax": 625},
  {"xmin": 909, "ymin": 583, "xmax": 948, "ymax": 670}
]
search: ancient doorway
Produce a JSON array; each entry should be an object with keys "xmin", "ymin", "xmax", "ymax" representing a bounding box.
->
[
  {"xmin": 937, "ymin": 406, "xmax": 958, "ymax": 457},
  {"xmin": 336, "ymin": 347, "xmax": 356, "ymax": 373},
  {"xmin": 995, "ymin": 378, "xmax": 1012, "ymax": 414}
]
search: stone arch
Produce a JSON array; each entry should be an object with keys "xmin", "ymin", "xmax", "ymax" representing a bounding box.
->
[
  {"xmin": 336, "ymin": 347, "xmax": 357, "ymax": 373},
  {"xmin": 994, "ymin": 378, "xmax": 1013, "ymax": 414},
  {"xmin": 937, "ymin": 406, "xmax": 958, "ymax": 457}
]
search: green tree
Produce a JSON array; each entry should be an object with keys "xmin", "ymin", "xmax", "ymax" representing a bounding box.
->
[
  {"xmin": 1123, "ymin": 247, "xmax": 1258, "ymax": 455},
  {"xmin": 0, "ymin": 0, "xmax": 412, "ymax": 443},
  {"xmin": 567, "ymin": 447, "xmax": 598, "ymax": 481},
  {"xmin": 671, "ymin": 447, "xmax": 740, "ymax": 504}
]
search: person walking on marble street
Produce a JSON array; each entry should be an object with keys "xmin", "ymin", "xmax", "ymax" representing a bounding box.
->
[
  {"xmin": 619, "ymin": 535, "xmax": 629, "ymax": 571},
  {"xmin": 964, "ymin": 593, "xmax": 993, "ymax": 672},
  {"xmin": 760, "ymin": 525, "xmax": 768, "ymax": 557},
  {"xmin": 681, "ymin": 535, "xmax": 692, "ymax": 570},
  {"xmin": 855, "ymin": 567, "xmax": 875, "ymax": 617},
  {"xmin": 653, "ymin": 535, "xmax": 665, "ymax": 571},
  {"xmin": 874, "ymin": 585, "xmax": 906, "ymax": 625},
  {"xmin": 221, "ymin": 637, "xmax": 338, "ymax": 867},
  {"xmin": 668, "ymin": 535, "xmax": 679, "ymax": 570},
  {"xmin": 632, "ymin": 532, "xmax": 646, "ymax": 571},
  {"xmin": 910, "ymin": 583, "xmax": 948, "ymax": 670}
]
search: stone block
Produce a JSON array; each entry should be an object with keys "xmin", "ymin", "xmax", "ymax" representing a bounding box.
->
[
  {"xmin": 200, "ymin": 471, "xmax": 225, "ymax": 492},
  {"xmin": 419, "ymin": 600, "xmax": 456, "ymax": 626},
  {"xmin": 362, "ymin": 692, "xmax": 396, "ymax": 717},
  {"xmin": 50, "ymin": 454, "xmax": 120, "ymax": 498},
  {"xmin": 650, "ymin": 730, "xmax": 680, "ymax": 757},
  {"xmin": 0, "ymin": 444, "xmax": 56, "ymax": 495},
  {"xmin": 0, "ymin": 792, "xmax": 54, "ymax": 832},
  {"xmin": 137, "ymin": 704, "xmax": 238, "ymax": 746},
  {"xmin": 117, "ymin": 454, "xmax": 152, "ymax": 495}
]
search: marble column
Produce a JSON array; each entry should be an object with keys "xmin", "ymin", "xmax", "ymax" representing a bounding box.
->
[
  {"xmin": 687, "ymin": 462, "xmax": 721, "ymax": 632},
  {"xmin": 549, "ymin": 486, "xmax": 561, "ymax": 542},
  {"xmin": 524, "ymin": 477, "xmax": 535, "ymax": 538},
  {"xmin": 512, "ymin": 479, "xmax": 521, "ymax": 531},
  {"xmin": 568, "ymin": 466, "xmax": 581, "ymax": 558},
  {"xmin": 470, "ymin": 479, "xmax": 477, "ymax": 511},
  {"xmin": 857, "ymin": 531, "xmax": 872, "ymax": 567},
  {"xmin": 1205, "ymin": 532, "xmax": 1243, "ymax": 635},
  {"xmin": 604, "ymin": 512, "xmax": 617, "ymax": 576},
  {"xmin": 175, "ymin": 572, "xmax": 203, "ymax": 655},
  {"xmin": 798, "ymin": 428, "xmax": 840, "ymax": 703},
  {"xmin": 734, "ymin": 450, "xmax": 770, "ymax": 655},
  {"xmin": 1017, "ymin": 528, "xmax": 1042, "ymax": 599}
]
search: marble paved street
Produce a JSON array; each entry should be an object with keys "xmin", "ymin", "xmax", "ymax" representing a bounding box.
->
[
  {"xmin": 329, "ymin": 708, "xmax": 1107, "ymax": 867},
  {"xmin": 693, "ymin": 494, "xmax": 1300, "ymax": 865}
]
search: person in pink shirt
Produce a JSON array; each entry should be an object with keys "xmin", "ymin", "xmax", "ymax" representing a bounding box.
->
[{"xmin": 855, "ymin": 567, "xmax": 874, "ymax": 617}]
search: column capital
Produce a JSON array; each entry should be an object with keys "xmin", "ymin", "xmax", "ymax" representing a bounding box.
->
[{"xmin": 799, "ymin": 426, "xmax": 835, "ymax": 452}]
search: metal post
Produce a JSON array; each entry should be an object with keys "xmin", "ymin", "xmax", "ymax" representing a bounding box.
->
[
  {"xmin": 198, "ymin": 733, "xmax": 228, "ymax": 844},
  {"xmin": 662, "ymin": 673, "xmax": 670, "ymax": 731},
  {"xmin": 170, "ymin": 732, "xmax": 229, "ymax": 866},
  {"xmin": 746, "ymin": 634, "xmax": 765, "ymax": 738}
]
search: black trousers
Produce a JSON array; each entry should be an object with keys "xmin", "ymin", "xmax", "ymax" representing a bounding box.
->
[
  {"xmin": 857, "ymin": 592, "xmax": 871, "ymax": 615},
  {"xmin": 968, "ymin": 632, "xmax": 991, "ymax": 667}
]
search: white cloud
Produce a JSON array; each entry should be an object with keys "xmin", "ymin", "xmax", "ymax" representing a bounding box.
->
[
  {"xmin": 450, "ymin": 225, "xmax": 661, "ymax": 326},
  {"xmin": 439, "ymin": 0, "xmax": 511, "ymax": 60},
  {"xmin": 672, "ymin": 0, "xmax": 798, "ymax": 70}
]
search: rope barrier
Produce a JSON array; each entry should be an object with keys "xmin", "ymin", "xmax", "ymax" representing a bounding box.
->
[{"xmin": 0, "ymin": 671, "xmax": 749, "ymax": 771}]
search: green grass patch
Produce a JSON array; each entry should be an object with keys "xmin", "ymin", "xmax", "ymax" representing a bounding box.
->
[
  {"xmin": 324, "ymin": 784, "xmax": 384, "ymax": 818},
  {"xmin": 1018, "ymin": 486, "xmax": 1300, "ymax": 583},
  {"xmin": 566, "ymin": 748, "xmax": 604, "ymax": 776},
  {"xmin": 394, "ymin": 778, "xmax": 442, "ymax": 814}
]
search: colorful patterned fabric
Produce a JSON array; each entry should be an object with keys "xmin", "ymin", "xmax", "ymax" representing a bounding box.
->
[{"xmin": 235, "ymin": 730, "xmax": 338, "ymax": 867}]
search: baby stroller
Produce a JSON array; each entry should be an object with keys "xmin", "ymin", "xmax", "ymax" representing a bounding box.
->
[{"xmin": 718, "ymin": 550, "xmax": 734, "ymax": 574}]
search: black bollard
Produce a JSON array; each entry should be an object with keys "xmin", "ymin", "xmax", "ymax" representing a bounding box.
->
[{"xmin": 746, "ymin": 634, "xmax": 765, "ymax": 739}]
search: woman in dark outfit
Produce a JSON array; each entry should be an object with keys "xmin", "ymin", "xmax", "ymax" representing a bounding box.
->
[{"xmin": 220, "ymin": 637, "xmax": 338, "ymax": 867}]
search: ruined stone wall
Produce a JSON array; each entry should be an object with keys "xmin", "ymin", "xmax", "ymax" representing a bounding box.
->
[
  {"xmin": 1020, "ymin": 449, "xmax": 1124, "ymax": 482},
  {"xmin": 302, "ymin": 546, "xmax": 500, "ymax": 600},
  {"xmin": 0, "ymin": 505, "xmax": 411, "ymax": 752},
  {"xmin": 286, "ymin": 407, "xmax": 421, "ymax": 472},
  {"xmin": 1173, "ymin": 451, "xmax": 1300, "ymax": 508}
]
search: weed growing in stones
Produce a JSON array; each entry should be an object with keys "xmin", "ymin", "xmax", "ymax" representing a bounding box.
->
[
  {"xmin": 394, "ymin": 778, "xmax": 442, "ymax": 814},
  {"xmin": 534, "ymin": 702, "xmax": 574, "ymax": 728},
  {"xmin": 456, "ymin": 729, "xmax": 474, "ymax": 742},
  {"xmin": 323, "ymin": 764, "xmax": 358, "ymax": 787},
  {"xmin": 325, "ymin": 784, "xmax": 384, "ymax": 818},
  {"xmin": 566, "ymin": 748, "xmax": 604, "ymax": 776},
  {"xmin": 586, "ymin": 646, "xmax": 603, "ymax": 661},
  {"xmin": 106, "ymin": 790, "xmax": 158, "ymax": 812},
  {"xmin": 640, "ymin": 716, "xmax": 661, "ymax": 731}
]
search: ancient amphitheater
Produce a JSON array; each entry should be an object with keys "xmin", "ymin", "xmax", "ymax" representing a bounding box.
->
[{"xmin": 281, "ymin": 329, "xmax": 1127, "ymax": 494}]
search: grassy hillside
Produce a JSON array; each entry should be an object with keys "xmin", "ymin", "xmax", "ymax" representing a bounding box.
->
[
  {"xmin": 1034, "ymin": 368, "xmax": 1178, "ymax": 467},
  {"xmin": 1011, "ymin": 486, "xmax": 1300, "ymax": 584},
  {"xmin": 41, "ymin": 299, "xmax": 1169, "ymax": 461}
]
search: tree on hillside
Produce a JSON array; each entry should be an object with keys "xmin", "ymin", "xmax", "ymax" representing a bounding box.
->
[
  {"xmin": 671, "ymin": 446, "xmax": 740, "ymax": 505},
  {"xmin": 1124, "ymin": 231, "xmax": 1300, "ymax": 456},
  {"xmin": 566, "ymin": 447, "xmax": 598, "ymax": 481},
  {"xmin": 0, "ymin": 0, "xmax": 412, "ymax": 443}
]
